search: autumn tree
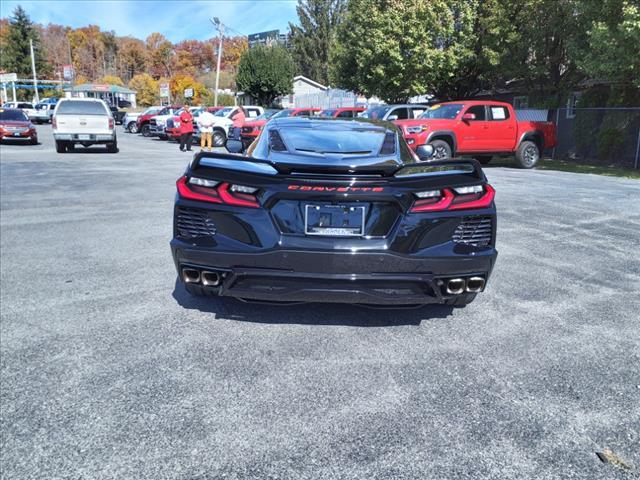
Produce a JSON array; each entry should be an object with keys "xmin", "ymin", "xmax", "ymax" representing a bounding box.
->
[
  {"xmin": 38, "ymin": 24, "xmax": 71, "ymax": 78},
  {"xmin": 100, "ymin": 75, "xmax": 124, "ymax": 86},
  {"xmin": 129, "ymin": 73, "xmax": 158, "ymax": 106},
  {"xmin": 1, "ymin": 6, "xmax": 50, "ymax": 77},
  {"xmin": 117, "ymin": 37, "xmax": 147, "ymax": 82},
  {"xmin": 289, "ymin": 0, "xmax": 345, "ymax": 85},
  {"xmin": 170, "ymin": 74, "xmax": 209, "ymax": 104},
  {"xmin": 145, "ymin": 32, "xmax": 173, "ymax": 78},
  {"xmin": 236, "ymin": 45, "xmax": 294, "ymax": 106},
  {"xmin": 68, "ymin": 25, "xmax": 106, "ymax": 80}
]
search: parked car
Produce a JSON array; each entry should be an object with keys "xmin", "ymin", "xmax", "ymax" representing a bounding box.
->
[
  {"xmin": 318, "ymin": 107, "xmax": 366, "ymax": 118},
  {"xmin": 166, "ymin": 106, "xmax": 203, "ymax": 140},
  {"xmin": 52, "ymin": 98, "xmax": 117, "ymax": 153},
  {"xmin": 359, "ymin": 104, "xmax": 427, "ymax": 121},
  {"xmin": 109, "ymin": 105, "xmax": 126, "ymax": 125},
  {"xmin": 394, "ymin": 100, "xmax": 557, "ymax": 168},
  {"xmin": 172, "ymin": 117, "xmax": 497, "ymax": 307},
  {"xmin": 31, "ymin": 102, "xmax": 56, "ymax": 123},
  {"xmin": 147, "ymin": 105, "xmax": 182, "ymax": 139},
  {"xmin": 0, "ymin": 108, "xmax": 38, "ymax": 144},
  {"xmin": 239, "ymin": 109, "xmax": 280, "ymax": 148},
  {"xmin": 2, "ymin": 101, "xmax": 37, "ymax": 120},
  {"xmin": 205, "ymin": 105, "xmax": 264, "ymax": 147},
  {"xmin": 136, "ymin": 105, "xmax": 176, "ymax": 137}
]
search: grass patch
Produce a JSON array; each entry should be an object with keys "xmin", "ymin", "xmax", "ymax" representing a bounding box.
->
[{"xmin": 485, "ymin": 157, "xmax": 640, "ymax": 179}]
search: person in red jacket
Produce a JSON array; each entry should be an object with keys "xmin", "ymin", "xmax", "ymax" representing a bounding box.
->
[{"xmin": 178, "ymin": 107, "xmax": 194, "ymax": 152}]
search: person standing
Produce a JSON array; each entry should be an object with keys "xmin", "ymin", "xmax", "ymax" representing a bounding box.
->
[
  {"xmin": 179, "ymin": 106, "xmax": 194, "ymax": 152},
  {"xmin": 229, "ymin": 106, "xmax": 246, "ymax": 144},
  {"xmin": 197, "ymin": 108, "xmax": 215, "ymax": 151}
]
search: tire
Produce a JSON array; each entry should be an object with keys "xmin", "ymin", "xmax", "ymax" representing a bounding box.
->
[
  {"xmin": 212, "ymin": 129, "xmax": 226, "ymax": 148},
  {"xmin": 127, "ymin": 122, "xmax": 138, "ymax": 134},
  {"xmin": 515, "ymin": 140, "xmax": 540, "ymax": 168},
  {"xmin": 67, "ymin": 143, "xmax": 75, "ymax": 152},
  {"xmin": 55, "ymin": 140, "xmax": 66, "ymax": 153},
  {"xmin": 428, "ymin": 139, "xmax": 452, "ymax": 160},
  {"xmin": 30, "ymin": 137, "xmax": 38, "ymax": 145},
  {"xmin": 474, "ymin": 155, "xmax": 492, "ymax": 165},
  {"xmin": 445, "ymin": 293, "xmax": 477, "ymax": 307},
  {"xmin": 141, "ymin": 124, "xmax": 151, "ymax": 137},
  {"xmin": 106, "ymin": 140, "xmax": 118, "ymax": 153},
  {"xmin": 159, "ymin": 134, "xmax": 168, "ymax": 140}
]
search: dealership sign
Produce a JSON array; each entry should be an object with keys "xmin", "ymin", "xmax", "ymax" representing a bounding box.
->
[
  {"xmin": 62, "ymin": 65, "xmax": 74, "ymax": 80},
  {"xmin": 184, "ymin": 88, "xmax": 193, "ymax": 98},
  {"xmin": 248, "ymin": 30, "xmax": 280, "ymax": 48},
  {"xmin": 0, "ymin": 73, "xmax": 18, "ymax": 83},
  {"xmin": 159, "ymin": 82, "xmax": 170, "ymax": 97}
]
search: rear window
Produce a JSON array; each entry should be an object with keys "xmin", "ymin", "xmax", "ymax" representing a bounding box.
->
[
  {"xmin": 18, "ymin": 103, "xmax": 33, "ymax": 109},
  {"xmin": 279, "ymin": 127, "xmax": 388, "ymax": 155},
  {"xmin": 0, "ymin": 109, "xmax": 28, "ymax": 121},
  {"xmin": 57, "ymin": 101, "xmax": 108, "ymax": 116}
]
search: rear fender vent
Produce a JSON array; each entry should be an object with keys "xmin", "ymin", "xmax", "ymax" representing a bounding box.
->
[
  {"xmin": 452, "ymin": 216, "xmax": 493, "ymax": 246},
  {"xmin": 176, "ymin": 207, "xmax": 217, "ymax": 238}
]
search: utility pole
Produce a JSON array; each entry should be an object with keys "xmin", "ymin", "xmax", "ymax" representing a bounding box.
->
[
  {"xmin": 211, "ymin": 17, "xmax": 224, "ymax": 107},
  {"xmin": 30, "ymin": 39, "xmax": 40, "ymax": 103}
]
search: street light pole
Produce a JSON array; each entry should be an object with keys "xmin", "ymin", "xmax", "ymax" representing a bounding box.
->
[
  {"xmin": 211, "ymin": 17, "xmax": 224, "ymax": 107},
  {"xmin": 30, "ymin": 38, "xmax": 40, "ymax": 103}
]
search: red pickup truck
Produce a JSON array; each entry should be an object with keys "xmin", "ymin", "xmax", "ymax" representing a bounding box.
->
[{"xmin": 394, "ymin": 100, "xmax": 556, "ymax": 168}]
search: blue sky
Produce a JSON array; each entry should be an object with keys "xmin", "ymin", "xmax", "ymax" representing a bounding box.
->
[{"xmin": 0, "ymin": 1, "xmax": 299, "ymax": 41}]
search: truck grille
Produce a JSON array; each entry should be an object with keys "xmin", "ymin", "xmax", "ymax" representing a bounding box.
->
[
  {"xmin": 453, "ymin": 216, "xmax": 493, "ymax": 246},
  {"xmin": 176, "ymin": 207, "xmax": 216, "ymax": 237},
  {"xmin": 166, "ymin": 119, "xmax": 175, "ymax": 129}
]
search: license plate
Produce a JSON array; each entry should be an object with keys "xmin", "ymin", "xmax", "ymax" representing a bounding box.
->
[
  {"xmin": 78, "ymin": 134, "xmax": 91, "ymax": 140},
  {"xmin": 304, "ymin": 204, "xmax": 365, "ymax": 237},
  {"xmin": 13, "ymin": 132, "xmax": 21, "ymax": 137}
]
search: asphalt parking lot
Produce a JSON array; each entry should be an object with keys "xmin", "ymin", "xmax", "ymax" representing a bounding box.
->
[{"xmin": 1, "ymin": 124, "xmax": 639, "ymax": 479}]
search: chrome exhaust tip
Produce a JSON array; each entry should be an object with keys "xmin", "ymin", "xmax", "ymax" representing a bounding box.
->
[
  {"xmin": 466, "ymin": 276, "xmax": 485, "ymax": 293},
  {"xmin": 446, "ymin": 278, "xmax": 466, "ymax": 295},
  {"xmin": 182, "ymin": 268, "xmax": 201, "ymax": 284},
  {"xmin": 201, "ymin": 271, "xmax": 220, "ymax": 286}
]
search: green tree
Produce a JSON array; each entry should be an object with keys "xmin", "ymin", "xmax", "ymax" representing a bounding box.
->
[
  {"xmin": 236, "ymin": 45, "xmax": 294, "ymax": 106},
  {"xmin": 288, "ymin": 0, "xmax": 345, "ymax": 85},
  {"xmin": 0, "ymin": 6, "xmax": 50, "ymax": 77},
  {"xmin": 330, "ymin": 0, "xmax": 463, "ymax": 103}
]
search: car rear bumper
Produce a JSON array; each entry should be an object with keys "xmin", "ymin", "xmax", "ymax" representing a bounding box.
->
[
  {"xmin": 54, "ymin": 133, "xmax": 115, "ymax": 142},
  {"xmin": 171, "ymin": 242, "xmax": 497, "ymax": 305}
]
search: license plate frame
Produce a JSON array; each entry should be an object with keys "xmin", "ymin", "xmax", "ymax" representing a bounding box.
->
[{"xmin": 304, "ymin": 204, "xmax": 366, "ymax": 237}]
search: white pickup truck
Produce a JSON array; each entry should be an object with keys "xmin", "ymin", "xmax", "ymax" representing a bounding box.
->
[
  {"xmin": 52, "ymin": 98, "xmax": 117, "ymax": 153},
  {"xmin": 207, "ymin": 105, "xmax": 264, "ymax": 147}
]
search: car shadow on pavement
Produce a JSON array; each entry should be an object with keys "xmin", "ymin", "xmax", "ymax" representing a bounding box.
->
[
  {"xmin": 172, "ymin": 279, "xmax": 455, "ymax": 327},
  {"xmin": 63, "ymin": 146, "xmax": 116, "ymax": 154}
]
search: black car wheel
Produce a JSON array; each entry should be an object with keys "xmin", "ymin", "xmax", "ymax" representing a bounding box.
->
[
  {"xmin": 141, "ymin": 124, "xmax": 151, "ymax": 137},
  {"xmin": 127, "ymin": 122, "xmax": 138, "ymax": 134},
  {"xmin": 429, "ymin": 139, "xmax": 452, "ymax": 160},
  {"xmin": 515, "ymin": 140, "xmax": 540, "ymax": 168},
  {"xmin": 106, "ymin": 140, "xmax": 118, "ymax": 153},
  {"xmin": 55, "ymin": 140, "xmax": 66, "ymax": 153},
  {"xmin": 212, "ymin": 129, "xmax": 226, "ymax": 147}
]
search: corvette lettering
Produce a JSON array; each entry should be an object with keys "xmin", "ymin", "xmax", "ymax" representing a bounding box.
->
[{"xmin": 287, "ymin": 185, "xmax": 384, "ymax": 192}]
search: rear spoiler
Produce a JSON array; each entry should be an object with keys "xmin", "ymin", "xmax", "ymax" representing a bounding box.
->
[{"xmin": 193, "ymin": 151, "xmax": 485, "ymax": 182}]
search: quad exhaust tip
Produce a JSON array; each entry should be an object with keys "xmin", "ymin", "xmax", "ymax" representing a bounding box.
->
[
  {"xmin": 182, "ymin": 268, "xmax": 201, "ymax": 284},
  {"xmin": 446, "ymin": 278, "xmax": 466, "ymax": 295},
  {"xmin": 466, "ymin": 276, "xmax": 485, "ymax": 293},
  {"xmin": 201, "ymin": 271, "xmax": 221, "ymax": 286}
]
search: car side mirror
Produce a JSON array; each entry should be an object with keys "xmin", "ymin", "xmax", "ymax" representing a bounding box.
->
[
  {"xmin": 225, "ymin": 139, "xmax": 243, "ymax": 154},
  {"xmin": 462, "ymin": 113, "xmax": 476, "ymax": 121},
  {"xmin": 415, "ymin": 144, "xmax": 434, "ymax": 161},
  {"xmin": 387, "ymin": 114, "xmax": 398, "ymax": 121}
]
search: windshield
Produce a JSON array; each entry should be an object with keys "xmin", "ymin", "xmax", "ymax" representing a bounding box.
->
[
  {"xmin": 0, "ymin": 109, "xmax": 28, "ymax": 121},
  {"xmin": 214, "ymin": 107, "xmax": 234, "ymax": 117},
  {"xmin": 142, "ymin": 107, "xmax": 158, "ymax": 115},
  {"xmin": 56, "ymin": 101, "xmax": 108, "ymax": 116},
  {"xmin": 271, "ymin": 109, "xmax": 293, "ymax": 119},
  {"xmin": 279, "ymin": 127, "xmax": 388, "ymax": 155},
  {"xmin": 254, "ymin": 109, "xmax": 279, "ymax": 121},
  {"xmin": 360, "ymin": 105, "xmax": 390, "ymax": 119},
  {"xmin": 319, "ymin": 109, "xmax": 336, "ymax": 117},
  {"xmin": 419, "ymin": 104, "xmax": 463, "ymax": 120}
]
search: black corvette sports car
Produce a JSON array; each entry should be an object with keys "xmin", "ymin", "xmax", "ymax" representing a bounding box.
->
[{"xmin": 171, "ymin": 117, "xmax": 497, "ymax": 307}]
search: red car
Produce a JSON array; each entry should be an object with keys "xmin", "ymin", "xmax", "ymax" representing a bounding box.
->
[
  {"xmin": 394, "ymin": 100, "xmax": 557, "ymax": 168},
  {"xmin": 239, "ymin": 108, "xmax": 320, "ymax": 148},
  {"xmin": 137, "ymin": 105, "xmax": 180, "ymax": 137},
  {"xmin": 0, "ymin": 108, "xmax": 38, "ymax": 144},
  {"xmin": 318, "ymin": 107, "xmax": 366, "ymax": 118}
]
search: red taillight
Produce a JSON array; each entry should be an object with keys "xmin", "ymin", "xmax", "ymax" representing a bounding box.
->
[
  {"xmin": 176, "ymin": 176, "xmax": 259, "ymax": 208},
  {"xmin": 51, "ymin": 116, "xmax": 57, "ymax": 129},
  {"xmin": 410, "ymin": 184, "xmax": 494, "ymax": 213},
  {"xmin": 108, "ymin": 118, "xmax": 114, "ymax": 129}
]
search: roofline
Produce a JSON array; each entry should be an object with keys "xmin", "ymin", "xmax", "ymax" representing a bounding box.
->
[{"xmin": 292, "ymin": 75, "xmax": 328, "ymax": 91}]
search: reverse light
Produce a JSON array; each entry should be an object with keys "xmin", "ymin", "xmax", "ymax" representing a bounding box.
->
[
  {"xmin": 410, "ymin": 184, "xmax": 495, "ymax": 212},
  {"xmin": 189, "ymin": 177, "xmax": 219, "ymax": 187},
  {"xmin": 230, "ymin": 184, "xmax": 258, "ymax": 194},
  {"xmin": 415, "ymin": 189, "xmax": 441, "ymax": 198}
]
